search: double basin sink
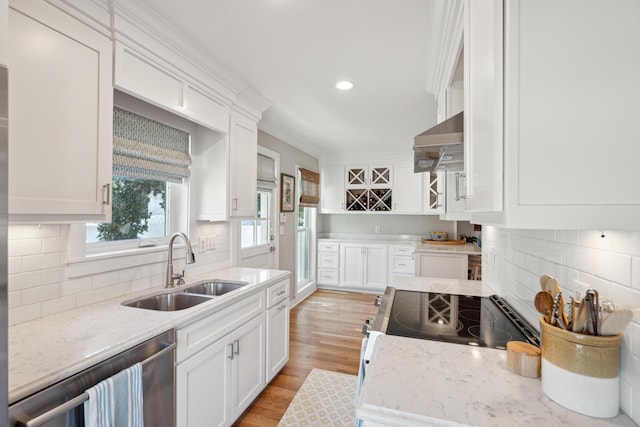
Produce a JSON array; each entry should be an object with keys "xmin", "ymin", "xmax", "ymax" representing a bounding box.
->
[{"xmin": 123, "ymin": 280, "xmax": 248, "ymax": 312}]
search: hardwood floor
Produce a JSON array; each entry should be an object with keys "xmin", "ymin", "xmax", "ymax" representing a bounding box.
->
[{"xmin": 233, "ymin": 289, "xmax": 378, "ymax": 427}]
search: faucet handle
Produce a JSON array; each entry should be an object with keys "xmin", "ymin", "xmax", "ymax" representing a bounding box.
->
[{"xmin": 172, "ymin": 270, "xmax": 186, "ymax": 286}]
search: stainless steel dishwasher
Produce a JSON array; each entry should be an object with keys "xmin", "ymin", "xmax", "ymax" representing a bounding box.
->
[{"xmin": 8, "ymin": 329, "xmax": 175, "ymax": 427}]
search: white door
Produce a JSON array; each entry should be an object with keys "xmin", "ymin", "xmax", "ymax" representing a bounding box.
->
[
  {"xmin": 231, "ymin": 314, "xmax": 266, "ymax": 418},
  {"xmin": 176, "ymin": 336, "xmax": 232, "ymax": 427},
  {"xmin": 239, "ymin": 187, "xmax": 277, "ymax": 268},
  {"xmin": 363, "ymin": 244, "xmax": 388, "ymax": 289},
  {"xmin": 340, "ymin": 244, "xmax": 364, "ymax": 287}
]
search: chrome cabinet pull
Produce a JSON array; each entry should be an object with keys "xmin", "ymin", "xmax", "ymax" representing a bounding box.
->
[
  {"xmin": 228, "ymin": 343, "xmax": 234, "ymax": 360},
  {"xmin": 232, "ymin": 197, "xmax": 238, "ymax": 210},
  {"xmin": 455, "ymin": 173, "xmax": 467, "ymax": 201},
  {"xmin": 276, "ymin": 290, "xmax": 286, "ymax": 296},
  {"xmin": 233, "ymin": 339, "xmax": 240, "ymax": 356},
  {"xmin": 102, "ymin": 183, "xmax": 111, "ymax": 205},
  {"xmin": 277, "ymin": 303, "xmax": 287, "ymax": 311}
]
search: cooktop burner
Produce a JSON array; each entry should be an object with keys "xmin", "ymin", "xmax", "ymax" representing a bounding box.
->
[{"xmin": 384, "ymin": 290, "xmax": 539, "ymax": 349}]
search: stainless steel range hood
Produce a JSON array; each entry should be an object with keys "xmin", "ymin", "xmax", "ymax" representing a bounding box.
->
[{"xmin": 413, "ymin": 111, "xmax": 464, "ymax": 173}]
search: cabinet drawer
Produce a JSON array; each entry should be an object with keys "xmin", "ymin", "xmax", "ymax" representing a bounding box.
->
[
  {"xmin": 317, "ymin": 269, "xmax": 339, "ymax": 285},
  {"xmin": 391, "ymin": 257, "xmax": 415, "ymax": 274},
  {"xmin": 177, "ymin": 292, "xmax": 264, "ymax": 362},
  {"xmin": 266, "ymin": 278, "xmax": 289, "ymax": 308},
  {"xmin": 391, "ymin": 245, "xmax": 415, "ymax": 257},
  {"xmin": 318, "ymin": 242, "xmax": 339, "ymax": 253},
  {"xmin": 318, "ymin": 253, "xmax": 338, "ymax": 268}
]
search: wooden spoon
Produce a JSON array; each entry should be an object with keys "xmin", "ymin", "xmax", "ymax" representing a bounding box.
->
[
  {"xmin": 544, "ymin": 277, "xmax": 560, "ymax": 297},
  {"xmin": 534, "ymin": 291, "xmax": 554, "ymax": 325},
  {"xmin": 600, "ymin": 310, "xmax": 633, "ymax": 336},
  {"xmin": 539, "ymin": 274, "xmax": 554, "ymax": 291}
]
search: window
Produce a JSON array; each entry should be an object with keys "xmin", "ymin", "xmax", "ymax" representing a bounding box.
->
[
  {"xmin": 85, "ymin": 104, "xmax": 191, "ymax": 253},
  {"xmin": 241, "ymin": 189, "xmax": 272, "ymax": 249},
  {"xmin": 296, "ymin": 204, "xmax": 311, "ymax": 286},
  {"xmin": 296, "ymin": 168, "xmax": 316, "ymax": 290}
]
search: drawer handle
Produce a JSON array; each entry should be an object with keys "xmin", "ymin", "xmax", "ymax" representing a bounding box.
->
[
  {"xmin": 228, "ymin": 343, "xmax": 234, "ymax": 360},
  {"xmin": 277, "ymin": 304, "xmax": 287, "ymax": 311},
  {"xmin": 398, "ymin": 263, "xmax": 406, "ymax": 267},
  {"xmin": 276, "ymin": 290, "xmax": 286, "ymax": 296}
]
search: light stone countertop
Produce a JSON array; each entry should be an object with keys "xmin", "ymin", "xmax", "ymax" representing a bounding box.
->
[
  {"xmin": 318, "ymin": 235, "xmax": 482, "ymax": 256},
  {"xmin": 356, "ymin": 276, "xmax": 635, "ymax": 426},
  {"xmin": 8, "ymin": 267, "xmax": 290, "ymax": 404}
]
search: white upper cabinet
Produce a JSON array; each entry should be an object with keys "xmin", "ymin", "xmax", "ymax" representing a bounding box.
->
[
  {"xmin": 320, "ymin": 166, "xmax": 345, "ymax": 213},
  {"xmin": 465, "ymin": 0, "xmax": 640, "ymax": 230},
  {"xmin": 0, "ymin": 0, "xmax": 7, "ymax": 66},
  {"xmin": 8, "ymin": 0, "xmax": 113, "ymax": 222},
  {"xmin": 228, "ymin": 110, "xmax": 258, "ymax": 218},
  {"xmin": 392, "ymin": 163, "xmax": 423, "ymax": 214}
]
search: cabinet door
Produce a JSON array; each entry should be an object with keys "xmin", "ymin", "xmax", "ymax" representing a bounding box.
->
[
  {"xmin": 9, "ymin": 1, "xmax": 112, "ymax": 220},
  {"xmin": 231, "ymin": 314, "xmax": 265, "ymax": 418},
  {"xmin": 229, "ymin": 110, "xmax": 257, "ymax": 217},
  {"xmin": 340, "ymin": 243, "xmax": 364, "ymax": 287},
  {"xmin": 176, "ymin": 336, "xmax": 232, "ymax": 427},
  {"xmin": 440, "ymin": 170, "xmax": 470, "ymax": 221},
  {"xmin": 392, "ymin": 163, "xmax": 423, "ymax": 214},
  {"xmin": 320, "ymin": 166, "xmax": 345, "ymax": 213},
  {"xmin": 423, "ymin": 171, "xmax": 445, "ymax": 214},
  {"xmin": 416, "ymin": 253, "xmax": 468, "ymax": 280},
  {"xmin": 266, "ymin": 300, "xmax": 289, "ymax": 382},
  {"xmin": 363, "ymin": 244, "xmax": 388, "ymax": 290},
  {"xmin": 463, "ymin": 0, "xmax": 503, "ymax": 212}
]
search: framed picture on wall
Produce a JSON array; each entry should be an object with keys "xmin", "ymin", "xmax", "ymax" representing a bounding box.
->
[{"xmin": 280, "ymin": 173, "xmax": 295, "ymax": 212}]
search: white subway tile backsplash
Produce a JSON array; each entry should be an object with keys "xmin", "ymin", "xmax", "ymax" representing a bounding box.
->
[
  {"xmin": 594, "ymin": 251, "xmax": 632, "ymax": 286},
  {"xmin": 8, "ymin": 222, "xmax": 232, "ymax": 324},
  {"xmin": 485, "ymin": 226, "xmax": 640, "ymax": 420},
  {"xmin": 22, "ymin": 253, "xmax": 62, "ymax": 272},
  {"xmin": 42, "ymin": 295, "xmax": 77, "ymax": 317}
]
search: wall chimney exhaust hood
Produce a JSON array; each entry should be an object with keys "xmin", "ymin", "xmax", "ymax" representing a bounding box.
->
[{"xmin": 413, "ymin": 111, "xmax": 464, "ymax": 173}]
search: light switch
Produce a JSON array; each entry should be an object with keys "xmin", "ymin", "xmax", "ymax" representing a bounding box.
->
[
  {"xmin": 199, "ymin": 236, "xmax": 206, "ymax": 252},
  {"xmin": 280, "ymin": 213, "xmax": 286, "ymax": 223}
]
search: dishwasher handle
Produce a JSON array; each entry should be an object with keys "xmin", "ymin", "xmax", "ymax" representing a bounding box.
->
[{"xmin": 16, "ymin": 342, "xmax": 176, "ymax": 427}]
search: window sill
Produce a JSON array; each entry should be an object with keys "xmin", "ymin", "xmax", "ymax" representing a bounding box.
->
[{"xmin": 67, "ymin": 244, "xmax": 181, "ymax": 278}]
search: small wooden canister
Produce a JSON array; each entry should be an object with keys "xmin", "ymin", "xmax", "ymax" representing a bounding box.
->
[{"xmin": 540, "ymin": 317, "xmax": 622, "ymax": 418}]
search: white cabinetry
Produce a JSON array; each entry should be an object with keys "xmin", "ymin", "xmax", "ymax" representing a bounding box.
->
[
  {"xmin": 340, "ymin": 243, "xmax": 387, "ymax": 290},
  {"xmin": 8, "ymin": 0, "xmax": 113, "ymax": 222},
  {"xmin": 440, "ymin": 170, "xmax": 470, "ymax": 221},
  {"xmin": 345, "ymin": 166, "xmax": 392, "ymax": 212},
  {"xmin": 392, "ymin": 163, "xmax": 423, "ymax": 214},
  {"xmin": 415, "ymin": 253, "xmax": 468, "ymax": 280},
  {"xmin": 423, "ymin": 171, "xmax": 445, "ymax": 215},
  {"xmin": 317, "ymin": 241, "xmax": 339, "ymax": 285},
  {"xmin": 388, "ymin": 245, "xmax": 416, "ymax": 284},
  {"xmin": 228, "ymin": 110, "xmax": 258, "ymax": 218},
  {"xmin": 266, "ymin": 279, "xmax": 289, "ymax": 382},
  {"xmin": 465, "ymin": 0, "xmax": 640, "ymax": 229},
  {"xmin": 320, "ymin": 166, "xmax": 345, "ymax": 213},
  {"xmin": 176, "ymin": 293, "xmax": 266, "ymax": 427}
]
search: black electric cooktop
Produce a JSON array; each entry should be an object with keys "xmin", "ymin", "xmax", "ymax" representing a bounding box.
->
[{"xmin": 384, "ymin": 290, "xmax": 539, "ymax": 349}]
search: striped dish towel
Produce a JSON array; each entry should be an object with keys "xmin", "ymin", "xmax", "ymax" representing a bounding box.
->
[{"xmin": 84, "ymin": 362, "xmax": 143, "ymax": 427}]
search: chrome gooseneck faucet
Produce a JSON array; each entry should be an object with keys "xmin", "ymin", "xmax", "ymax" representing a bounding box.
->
[{"xmin": 166, "ymin": 232, "xmax": 196, "ymax": 288}]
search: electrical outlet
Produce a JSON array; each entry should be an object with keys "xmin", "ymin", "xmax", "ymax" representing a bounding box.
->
[
  {"xmin": 206, "ymin": 235, "xmax": 216, "ymax": 250},
  {"xmin": 374, "ymin": 225, "xmax": 381, "ymax": 234},
  {"xmin": 199, "ymin": 236, "xmax": 207, "ymax": 252}
]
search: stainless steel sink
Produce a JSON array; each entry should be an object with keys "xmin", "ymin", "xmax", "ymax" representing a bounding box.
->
[
  {"xmin": 182, "ymin": 280, "xmax": 248, "ymax": 296},
  {"xmin": 123, "ymin": 292, "xmax": 212, "ymax": 311}
]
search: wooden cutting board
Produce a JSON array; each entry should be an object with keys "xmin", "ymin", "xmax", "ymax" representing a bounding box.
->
[{"xmin": 421, "ymin": 239, "xmax": 467, "ymax": 245}]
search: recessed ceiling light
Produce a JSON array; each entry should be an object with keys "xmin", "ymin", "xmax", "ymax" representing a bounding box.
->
[{"xmin": 336, "ymin": 80, "xmax": 354, "ymax": 90}]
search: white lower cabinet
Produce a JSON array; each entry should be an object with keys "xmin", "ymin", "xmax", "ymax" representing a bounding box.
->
[
  {"xmin": 176, "ymin": 291, "xmax": 271, "ymax": 427},
  {"xmin": 266, "ymin": 279, "xmax": 290, "ymax": 383},
  {"xmin": 340, "ymin": 243, "xmax": 388, "ymax": 290},
  {"xmin": 415, "ymin": 253, "xmax": 468, "ymax": 280},
  {"xmin": 388, "ymin": 245, "xmax": 416, "ymax": 284},
  {"xmin": 177, "ymin": 313, "xmax": 265, "ymax": 427}
]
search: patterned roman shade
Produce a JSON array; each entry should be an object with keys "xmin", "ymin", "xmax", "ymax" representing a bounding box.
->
[
  {"xmin": 299, "ymin": 168, "xmax": 320, "ymax": 207},
  {"xmin": 113, "ymin": 107, "xmax": 191, "ymax": 183},
  {"xmin": 257, "ymin": 153, "xmax": 277, "ymax": 188}
]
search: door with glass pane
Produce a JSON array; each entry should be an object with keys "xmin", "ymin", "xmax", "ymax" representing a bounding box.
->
[{"xmin": 239, "ymin": 188, "xmax": 276, "ymax": 268}]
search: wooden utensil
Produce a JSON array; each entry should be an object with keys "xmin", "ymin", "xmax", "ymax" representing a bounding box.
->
[
  {"xmin": 535, "ymin": 291, "xmax": 554, "ymax": 325},
  {"xmin": 600, "ymin": 310, "xmax": 633, "ymax": 336},
  {"xmin": 544, "ymin": 277, "xmax": 560, "ymax": 297},
  {"xmin": 557, "ymin": 293, "xmax": 569, "ymax": 329},
  {"xmin": 539, "ymin": 274, "xmax": 554, "ymax": 291}
]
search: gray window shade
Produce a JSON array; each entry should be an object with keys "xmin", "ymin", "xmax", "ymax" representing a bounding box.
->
[
  {"xmin": 257, "ymin": 153, "xmax": 276, "ymax": 188},
  {"xmin": 113, "ymin": 107, "xmax": 191, "ymax": 183},
  {"xmin": 299, "ymin": 168, "xmax": 320, "ymax": 207}
]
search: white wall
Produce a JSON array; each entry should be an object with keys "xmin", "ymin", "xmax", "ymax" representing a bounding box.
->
[
  {"xmin": 482, "ymin": 226, "xmax": 640, "ymax": 422},
  {"xmin": 319, "ymin": 214, "xmax": 474, "ymax": 238}
]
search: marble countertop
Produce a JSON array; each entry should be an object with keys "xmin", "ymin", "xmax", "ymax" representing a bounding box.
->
[
  {"xmin": 318, "ymin": 235, "xmax": 482, "ymax": 255},
  {"xmin": 8, "ymin": 267, "xmax": 290, "ymax": 404},
  {"xmin": 356, "ymin": 277, "xmax": 635, "ymax": 426}
]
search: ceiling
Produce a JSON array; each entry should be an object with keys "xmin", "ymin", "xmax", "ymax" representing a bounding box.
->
[{"xmin": 138, "ymin": 0, "xmax": 437, "ymax": 159}]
